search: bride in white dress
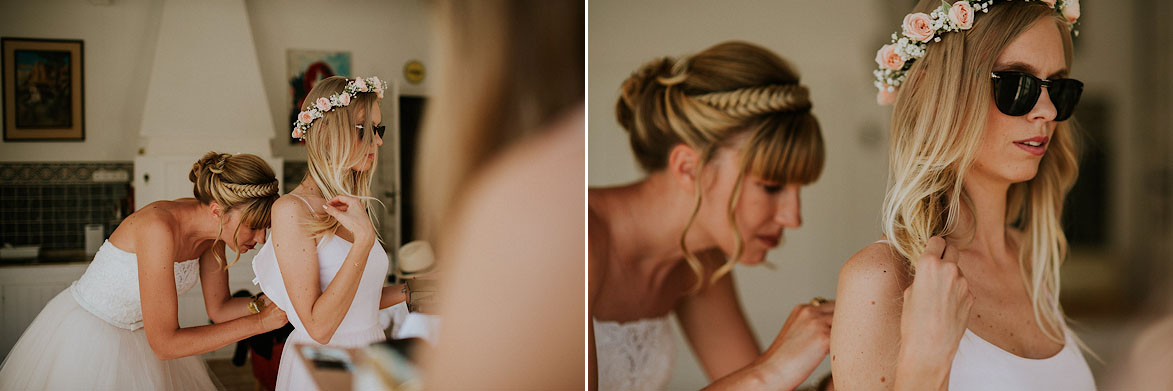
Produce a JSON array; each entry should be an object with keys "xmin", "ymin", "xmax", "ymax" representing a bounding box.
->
[
  {"xmin": 0, "ymin": 152, "xmax": 289, "ymax": 391},
  {"xmin": 251, "ymin": 76, "xmax": 407, "ymax": 391}
]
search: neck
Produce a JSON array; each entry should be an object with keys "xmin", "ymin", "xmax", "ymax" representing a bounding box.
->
[
  {"xmin": 952, "ymin": 172, "xmax": 1012, "ymax": 262},
  {"xmin": 177, "ymin": 199, "xmax": 223, "ymax": 244},
  {"xmin": 601, "ymin": 173, "xmax": 720, "ymax": 280}
]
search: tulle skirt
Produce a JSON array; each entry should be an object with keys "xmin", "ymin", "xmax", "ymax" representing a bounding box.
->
[{"xmin": 0, "ymin": 290, "xmax": 219, "ymax": 391}]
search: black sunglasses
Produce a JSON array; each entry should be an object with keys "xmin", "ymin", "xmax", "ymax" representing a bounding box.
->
[
  {"xmin": 990, "ymin": 71, "xmax": 1083, "ymax": 121},
  {"xmin": 355, "ymin": 124, "xmax": 386, "ymax": 140}
]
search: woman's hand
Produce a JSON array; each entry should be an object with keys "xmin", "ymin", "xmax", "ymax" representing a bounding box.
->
[
  {"xmin": 257, "ymin": 303, "xmax": 288, "ymax": 332},
  {"xmin": 322, "ymin": 195, "xmax": 375, "ymax": 243},
  {"xmin": 896, "ymin": 236, "xmax": 973, "ymax": 387},
  {"xmin": 757, "ymin": 300, "xmax": 834, "ymax": 388}
]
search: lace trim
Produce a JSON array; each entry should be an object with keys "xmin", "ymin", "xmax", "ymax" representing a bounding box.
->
[{"xmin": 593, "ymin": 317, "xmax": 675, "ymax": 391}]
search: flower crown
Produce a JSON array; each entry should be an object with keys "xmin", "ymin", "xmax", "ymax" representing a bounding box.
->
[
  {"xmin": 873, "ymin": 0, "xmax": 1080, "ymax": 105},
  {"xmin": 292, "ymin": 76, "xmax": 387, "ymax": 140}
]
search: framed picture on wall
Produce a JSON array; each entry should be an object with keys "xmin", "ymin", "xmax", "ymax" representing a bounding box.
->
[
  {"xmin": 286, "ymin": 49, "xmax": 351, "ymax": 144},
  {"xmin": 2, "ymin": 38, "xmax": 85, "ymax": 141}
]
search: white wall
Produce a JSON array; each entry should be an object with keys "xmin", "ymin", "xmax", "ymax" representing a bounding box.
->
[
  {"xmin": 0, "ymin": 0, "xmax": 434, "ymax": 163},
  {"xmin": 0, "ymin": 0, "xmax": 162, "ymax": 161},
  {"xmin": 246, "ymin": 0, "xmax": 434, "ymax": 162},
  {"xmin": 589, "ymin": 1, "xmax": 891, "ymax": 388}
]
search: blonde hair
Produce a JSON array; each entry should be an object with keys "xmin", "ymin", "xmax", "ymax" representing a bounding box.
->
[
  {"xmin": 617, "ymin": 41, "xmax": 825, "ymax": 292},
  {"xmin": 417, "ymin": 0, "xmax": 583, "ymax": 242},
  {"xmin": 300, "ymin": 76, "xmax": 383, "ymax": 240},
  {"xmin": 189, "ymin": 151, "xmax": 280, "ymax": 268},
  {"xmin": 881, "ymin": 0, "xmax": 1080, "ymax": 345}
]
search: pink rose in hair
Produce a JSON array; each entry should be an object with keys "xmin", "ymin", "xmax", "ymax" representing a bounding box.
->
[
  {"xmin": 1040, "ymin": 0, "xmax": 1057, "ymax": 7},
  {"xmin": 298, "ymin": 111, "xmax": 313, "ymax": 124},
  {"xmin": 877, "ymin": 85, "xmax": 898, "ymax": 106},
  {"xmin": 355, "ymin": 77, "xmax": 368, "ymax": 92},
  {"xmin": 949, "ymin": 1, "xmax": 975, "ymax": 29},
  {"xmin": 315, "ymin": 97, "xmax": 331, "ymax": 111},
  {"xmin": 339, "ymin": 93, "xmax": 351, "ymax": 106},
  {"xmin": 1062, "ymin": 0, "xmax": 1080, "ymax": 23},
  {"xmin": 875, "ymin": 44, "xmax": 905, "ymax": 71},
  {"xmin": 292, "ymin": 129, "xmax": 303, "ymax": 139},
  {"xmin": 902, "ymin": 12, "xmax": 934, "ymax": 42}
]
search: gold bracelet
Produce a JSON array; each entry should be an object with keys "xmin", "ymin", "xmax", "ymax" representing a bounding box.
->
[{"xmin": 248, "ymin": 294, "xmax": 265, "ymax": 314}]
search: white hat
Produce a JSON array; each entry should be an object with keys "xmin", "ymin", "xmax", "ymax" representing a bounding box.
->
[{"xmin": 396, "ymin": 240, "xmax": 435, "ymax": 276}]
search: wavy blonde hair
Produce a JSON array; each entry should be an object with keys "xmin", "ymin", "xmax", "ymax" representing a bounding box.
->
[
  {"xmin": 300, "ymin": 76, "xmax": 383, "ymax": 240},
  {"xmin": 881, "ymin": 0, "xmax": 1079, "ymax": 345},
  {"xmin": 617, "ymin": 41, "xmax": 825, "ymax": 292},
  {"xmin": 188, "ymin": 151, "xmax": 280, "ymax": 268}
]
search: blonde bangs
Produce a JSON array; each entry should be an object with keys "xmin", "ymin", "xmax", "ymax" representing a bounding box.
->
[{"xmin": 741, "ymin": 114, "xmax": 825, "ymax": 185}]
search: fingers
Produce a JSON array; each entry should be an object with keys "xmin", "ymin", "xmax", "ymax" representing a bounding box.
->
[
  {"xmin": 941, "ymin": 240, "xmax": 959, "ymax": 264},
  {"xmin": 924, "ymin": 236, "xmax": 947, "ymax": 260}
]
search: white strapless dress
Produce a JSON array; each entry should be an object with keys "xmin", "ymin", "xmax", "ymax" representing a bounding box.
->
[
  {"xmin": 593, "ymin": 316, "xmax": 675, "ymax": 391},
  {"xmin": 252, "ymin": 231, "xmax": 389, "ymax": 391},
  {"xmin": 0, "ymin": 240, "xmax": 217, "ymax": 391}
]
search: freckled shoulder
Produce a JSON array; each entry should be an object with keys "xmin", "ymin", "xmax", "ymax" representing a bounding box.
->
[
  {"xmin": 271, "ymin": 193, "xmax": 319, "ymax": 221},
  {"xmin": 838, "ymin": 242, "xmax": 911, "ymax": 295}
]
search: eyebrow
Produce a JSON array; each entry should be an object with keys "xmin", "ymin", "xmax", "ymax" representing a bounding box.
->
[{"xmin": 993, "ymin": 61, "xmax": 1069, "ymax": 79}]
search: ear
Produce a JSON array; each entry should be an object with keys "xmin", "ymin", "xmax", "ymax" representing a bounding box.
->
[
  {"xmin": 667, "ymin": 143, "xmax": 701, "ymax": 192},
  {"xmin": 209, "ymin": 202, "xmax": 224, "ymax": 219}
]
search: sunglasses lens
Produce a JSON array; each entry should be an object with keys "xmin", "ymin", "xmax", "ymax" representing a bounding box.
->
[
  {"xmin": 374, "ymin": 125, "xmax": 386, "ymax": 138},
  {"xmin": 1049, "ymin": 79, "xmax": 1083, "ymax": 121},
  {"xmin": 993, "ymin": 72, "xmax": 1040, "ymax": 117}
]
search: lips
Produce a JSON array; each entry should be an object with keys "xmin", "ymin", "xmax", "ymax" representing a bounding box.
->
[
  {"xmin": 1013, "ymin": 135, "xmax": 1049, "ymax": 156},
  {"xmin": 757, "ymin": 234, "xmax": 781, "ymax": 248}
]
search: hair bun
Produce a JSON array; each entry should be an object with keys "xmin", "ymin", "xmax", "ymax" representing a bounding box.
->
[{"xmin": 189, "ymin": 152, "xmax": 232, "ymax": 183}]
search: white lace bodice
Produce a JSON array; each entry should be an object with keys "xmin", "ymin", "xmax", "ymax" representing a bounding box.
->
[
  {"xmin": 593, "ymin": 316, "xmax": 675, "ymax": 391},
  {"xmin": 70, "ymin": 240, "xmax": 200, "ymax": 330}
]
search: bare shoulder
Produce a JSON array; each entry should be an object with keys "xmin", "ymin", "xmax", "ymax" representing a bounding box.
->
[
  {"xmin": 838, "ymin": 241, "xmax": 911, "ymax": 295},
  {"xmin": 587, "ymin": 206, "xmax": 610, "ymax": 300},
  {"xmin": 112, "ymin": 202, "xmax": 177, "ymax": 253},
  {"xmin": 272, "ymin": 193, "xmax": 319, "ymax": 220}
]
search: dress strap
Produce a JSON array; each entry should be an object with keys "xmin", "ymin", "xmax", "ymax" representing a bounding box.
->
[{"xmin": 288, "ymin": 193, "xmax": 318, "ymax": 214}]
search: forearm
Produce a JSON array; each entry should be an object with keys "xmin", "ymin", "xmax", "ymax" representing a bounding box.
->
[
  {"xmin": 209, "ymin": 296, "xmax": 254, "ymax": 323},
  {"xmin": 303, "ymin": 237, "xmax": 374, "ymax": 340},
  {"xmin": 149, "ymin": 314, "xmax": 263, "ymax": 360},
  {"xmin": 894, "ymin": 342, "xmax": 952, "ymax": 391},
  {"xmin": 380, "ymin": 284, "xmax": 407, "ymax": 309},
  {"xmin": 705, "ymin": 360, "xmax": 801, "ymax": 391}
]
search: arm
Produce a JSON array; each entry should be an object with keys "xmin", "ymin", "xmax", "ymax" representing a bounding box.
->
[
  {"xmin": 676, "ymin": 251, "xmax": 760, "ymax": 381},
  {"xmin": 138, "ymin": 220, "xmax": 285, "ymax": 360},
  {"xmin": 829, "ymin": 243, "xmax": 908, "ymax": 391},
  {"xmin": 587, "ymin": 209, "xmax": 607, "ymax": 391},
  {"xmin": 701, "ymin": 255, "xmax": 834, "ymax": 391},
  {"xmin": 379, "ymin": 284, "xmax": 407, "ymax": 309},
  {"xmin": 270, "ymin": 195, "xmax": 376, "ymax": 344},
  {"xmin": 831, "ymin": 238, "xmax": 970, "ymax": 391},
  {"xmin": 198, "ymin": 244, "xmax": 253, "ymax": 323}
]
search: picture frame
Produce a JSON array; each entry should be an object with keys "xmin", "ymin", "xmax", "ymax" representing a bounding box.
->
[{"xmin": 2, "ymin": 37, "xmax": 85, "ymax": 141}]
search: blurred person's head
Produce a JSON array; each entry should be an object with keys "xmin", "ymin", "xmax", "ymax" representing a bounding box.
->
[
  {"xmin": 188, "ymin": 151, "xmax": 279, "ymax": 267},
  {"xmin": 878, "ymin": 0, "xmax": 1081, "ymax": 344},
  {"xmin": 296, "ymin": 75, "xmax": 385, "ymax": 239},
  {"xmin": 417, "ymin": 0, "xmax": 584, "ymax": 241},
  {"xmin": 617, "ymin": 41, "xmax": 825, "ymax": 291}
]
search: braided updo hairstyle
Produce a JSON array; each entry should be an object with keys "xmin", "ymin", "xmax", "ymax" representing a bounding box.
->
[
  {"xmin": 189, "ymin": 151, "xmax": 280, "ymax": 268},
  {"xmin": 616, "ymin": 41, "xmax": 825, "ymax": 291}
]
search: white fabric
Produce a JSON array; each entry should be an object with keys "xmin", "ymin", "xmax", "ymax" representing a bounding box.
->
[
  {"xmin": 0, "ymin": 240, "xmax": 216, "ymax": 390},
  {"xmin": 592, "ymin": 316, "xmax": 675, "ymax": 391},
  {"xmin": 948, "ymin": 328, "xmax": 1095, "ymax": 391},
  {"xmin": 252, "ymin": 216, "xmax": 389, "ymax": 391}
]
